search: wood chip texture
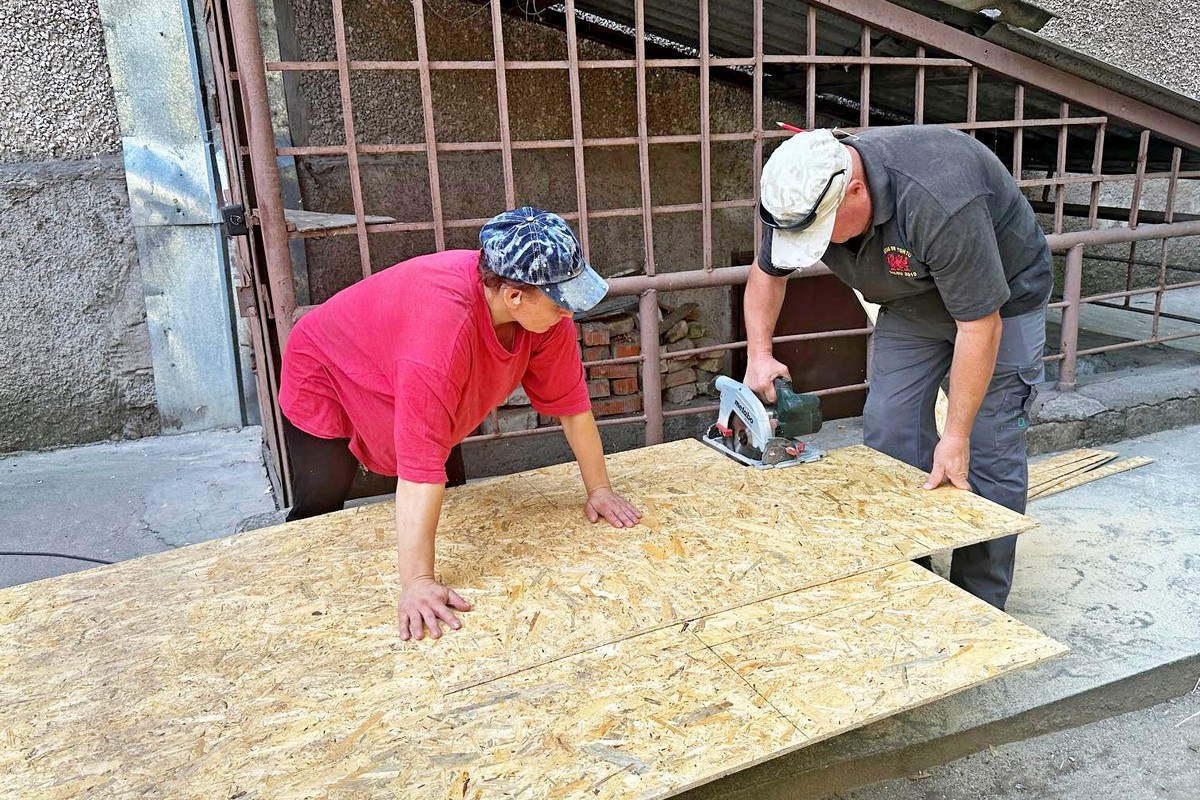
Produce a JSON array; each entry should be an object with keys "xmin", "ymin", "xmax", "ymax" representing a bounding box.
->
[{"xmin": 0, "ymin": 440, "xmax": 1063, "ymax": 799}]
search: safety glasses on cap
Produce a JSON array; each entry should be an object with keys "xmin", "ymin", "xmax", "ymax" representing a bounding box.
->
[{"xmin": 757, "ymin": 169, "xmax": 847, "ymax": 232}]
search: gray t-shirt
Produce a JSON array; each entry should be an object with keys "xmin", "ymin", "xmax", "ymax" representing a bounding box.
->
[{"xmin": 758, "ymin": 126, "xmax": 1052, "ymax": 322}]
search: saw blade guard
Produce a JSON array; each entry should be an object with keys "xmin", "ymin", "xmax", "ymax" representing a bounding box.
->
[{"xmin": 712, "ymin": 375, "xmax": 775, "ymax": 451}]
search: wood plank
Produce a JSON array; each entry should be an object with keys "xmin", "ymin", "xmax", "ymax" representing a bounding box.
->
[
  {"xmin": 1027, "ymin": 449, "xmax": 1117, "ymax": 495},
  {"xmin": 1031, "ymin": 456, "xmax": 1154, "ymax": 500},
  {"xmin": 283, "ymin": 208, "xmax": 397, "ymax": 232}
]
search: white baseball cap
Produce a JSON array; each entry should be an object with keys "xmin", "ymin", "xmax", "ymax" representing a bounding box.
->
[{"xmin": 758, "ymin": 129, "xmax": 852, "ymax": 270}]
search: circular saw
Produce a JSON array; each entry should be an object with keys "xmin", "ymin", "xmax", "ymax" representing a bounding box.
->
[{"xmin": 700, "ymin": 376, "xmax": 825, "ymax": 469}]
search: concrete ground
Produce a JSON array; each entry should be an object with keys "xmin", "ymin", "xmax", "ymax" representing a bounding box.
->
[
  {"xmin": 0, "ymin": 428, "xmax": 275, "ymax": 589},
  {"xmin": 840, "ymin": 688, "xmax": 1200, "ymax": 800}
]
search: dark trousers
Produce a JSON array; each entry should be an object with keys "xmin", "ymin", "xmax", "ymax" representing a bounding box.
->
[
  {"xmin": 863, "ymin": 306, "xmax": 1046, "ymax": 610},
  {"xmin": 281, "ymin": 415, "xmax": 466, "ymax": 522}
]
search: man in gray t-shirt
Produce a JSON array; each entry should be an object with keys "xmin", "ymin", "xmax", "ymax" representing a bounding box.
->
[{"xmin": 745, "ymin": 126, "xmax": 1052, "ymax": 610}]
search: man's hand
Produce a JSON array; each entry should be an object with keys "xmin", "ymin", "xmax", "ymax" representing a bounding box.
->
[
  {"xmin": 397, "ymin": 577, "xmax": 472, "ymax": 641},
  {"xmin": 924, "ymin": 434, "xmax": 972, "ymax": 491},
  {"xmin": 585, "ymin": 487, "xmax": 642, "ymax": 528},
  {"xmin": 744, "ymin": 356, "xmax": 792, "ymax": 403}
]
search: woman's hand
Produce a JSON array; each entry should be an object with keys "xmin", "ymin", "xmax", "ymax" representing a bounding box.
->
[
  {"xmin": 584, "ymin": 487, "xmax": 642, "ymax": 528},
  {"xmin": 397, "ymin": 577, "xmax": 472, "ymax": 641}
]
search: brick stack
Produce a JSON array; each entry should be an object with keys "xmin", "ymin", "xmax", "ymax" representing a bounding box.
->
[
  {"xmin": 478, "ymin": 302, "xmax": 727, "ymax": 434},
  {"xmin": 656, "ymin": 303, "xmax": 725, "ymax": 406}
]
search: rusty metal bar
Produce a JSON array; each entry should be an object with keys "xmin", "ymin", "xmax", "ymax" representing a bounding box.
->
[
  {"xmin": 860, "ymin": 27, "xmax": 871, "ymax": 128},
  {"xmin": 465, "ymin": 412, "xmax": 648, "ymax": 443},
  {"xmin": 914, "ymin": 45, "xmax": 925, "ymax": 125},
  {"xmin": 1123, "ymin": 129, "xmax": 1151, "ymax": 307},
  {"xmin": 1016, "ymin": 170, "xmax": 1200, "ymax": 188},
  {"xmin": 270, "ymin": 116, "xmax": 1112, "ymax": 158},
  {"xmin": 1078, "ymin": 278, "xmax": 1200, "ymax": 305},
  {"xmin": 665, "ymin": 382, "xmax": 871, "ymax": 422},
  {"xmin": 1070, "ymin": 331, "xmax": 1200, "ymax": 358},
  {"xmin": 1012, "ymin": 84, "xmax": 1024, "ymax": 178},
  {"xmin": 563, "ymin": 0, "xmax": 591, "ymax": 260},
  {"xmin": 1094, "ymin": 302, "xmax": 1200, "ymax": 327},
  {"xmin": 1088, "ymin": 121, "xmax": 1106, "ymax": 228},
  {"xmin": 1152, "ymin": 147, "xmax": 1183, "ymax": 337},
  {"xmin": 330, "ymin": 0, "xmax": 372, "ymax": 278},
  {"xmin": 227, "ymin": 0, "xmax": 297, "ymax": 344},
  {"xmin": 490, "ymin": 0, "xmax": 516, "ymax": 209},
  {"xmin": 264, "ymin": 55, "xmax": 973, "ymax": 72},
  {"xmin": 700, "ymin": 0, "xmax": 713, "ymax": 271},
  {"xmin": 807, "ymin": 0, "xmax": 1200, "ymax": 151},
  {"xmin": 633, "ymin": 0, "xmax": 656, "ymax": 277},
  {"xmin": 412, "ymin": 0, "xmax": 446, "ymax": 250},
  {"xmin": 1053, "ymin": 101, "xmax": 1068, "ymax": 234},
  {"xmin": 966, "ymin": 66, "xmax": 978, "ymax": 137},
  {"xmin": 639, "ymin": 290, "xmax": 663, "ymax": 445},
  {"xmin": 1048, "ymin": 218, "xmax": 1200, "ymax": 249},
  {"xmin": 752, "ymin": 0, "xmax": 764, "ymax": 252},
  {"xmin": 1057, "ymin": 244, "xmax": 1084, "ymax": 390},
  {"xmin": 806, "ymin": 5, "xmax": 816, "ymax": 129}
]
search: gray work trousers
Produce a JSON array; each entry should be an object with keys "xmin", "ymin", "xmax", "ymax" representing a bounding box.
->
[{"xmin": 863, "ymin": 306, "xmax": 1046, "ymax": 610}]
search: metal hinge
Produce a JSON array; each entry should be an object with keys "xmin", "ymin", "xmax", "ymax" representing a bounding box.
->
[{"xmin": 221, "ymin": 203, "xmax": 249, "ymax": 237}]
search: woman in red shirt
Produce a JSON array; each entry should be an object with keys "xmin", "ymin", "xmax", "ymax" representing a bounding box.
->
[{"xmin": 279, "ymin": 208, "xmax": 641, "ymax": 640}]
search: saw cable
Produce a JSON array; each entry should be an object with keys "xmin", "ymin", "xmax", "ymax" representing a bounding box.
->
[{"xmin": 0, "ymin": 551, "xmax": 115, "ymax": 565}]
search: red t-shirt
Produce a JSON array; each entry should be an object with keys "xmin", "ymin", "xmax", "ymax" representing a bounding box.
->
[{"xmin": 278, "ymin": 249, "xmax": 590, "ymax": 483}]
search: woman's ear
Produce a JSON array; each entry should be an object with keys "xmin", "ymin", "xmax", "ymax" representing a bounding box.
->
[{"xmin": 505, "ymin": 286, "xmax": 523, "ymax": 307}]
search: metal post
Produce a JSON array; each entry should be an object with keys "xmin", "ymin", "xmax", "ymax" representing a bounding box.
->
[
  {"xmin": 228, "ymin": 0, "xmax": 298, "ymax": 342},
  {"xmin": 640, "ymin": 289, "xmax": 663, "ymax": 445},
  {"xmin": 1058, "ymin": 244, "xmax": 1084, "ymax": 391}
]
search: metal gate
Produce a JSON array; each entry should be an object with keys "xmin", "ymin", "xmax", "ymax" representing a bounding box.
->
[{"xmin": 202, "ymin": 0, "xmax": 1200, "ymax": 502}]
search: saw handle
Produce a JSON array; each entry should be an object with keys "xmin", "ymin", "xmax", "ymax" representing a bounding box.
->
[{"xmin": 772, "ymin": 378, "xmax": 823, "ymax": 438}]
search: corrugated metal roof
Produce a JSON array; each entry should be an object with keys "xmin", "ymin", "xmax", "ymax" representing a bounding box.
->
[{"xmin": 536, "ymin": 0, "xmax": 1200, "ymax": 171}]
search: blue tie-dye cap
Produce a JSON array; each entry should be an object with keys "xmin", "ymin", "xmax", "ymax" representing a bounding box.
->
[{"xmin": 479, "ymin": 207, "xmax": 609, "ymax": 313}]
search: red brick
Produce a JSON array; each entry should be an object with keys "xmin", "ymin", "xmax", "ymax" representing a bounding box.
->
[
  {"xmin": 592, "ymin": 394, "xmax": 643, "ymax": 417},
  {"xmin": 582, "ymin": 345, "xmax": 609, "ymax": 362},
  {"xmin": 663, "ymin": 368, "xmax": 697, "ymax": 388},
  {"xmin": 589, "ymin": 362, "xmax": 638, "ymax": 380},
  {"xmin": 587, "ymin": 379, "xmax": 611, "ymax": 399},
  {"xmin": 611, "ymin": 377, "xmax": 639, "ymax": 396},
  {"xmin": 612, "ymin": 341, "xmax": 641, "ymax": 359},
  {"xmin": 581, "ymin": 323, "xmax": 610, "ymax": 347}
]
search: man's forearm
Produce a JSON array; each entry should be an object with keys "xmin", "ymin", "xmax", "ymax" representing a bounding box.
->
[
  {"xmin": 560, "ymin": 410, "xmax": 609, "ymax": 493},
  {"xmin": 395, "ymin": 479, "xmax": 446, "ymax": 586},
  {"xmin": 945, "ymin": 313, "xmax": 1003, "ymax": 438},
  {"xmin": 745, "ymin": 263, "xmax": 788, "ymax": 359}
]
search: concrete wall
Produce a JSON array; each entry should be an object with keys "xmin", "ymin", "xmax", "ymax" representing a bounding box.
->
[
  {"xmin": 1034, "ymin": 1, "xmax": 1200, "ymax": 298},
  {"xmin": 0, "ymin": 1, "xmax": 159, "ymax": 452},
  {"xmin": 1035, "ymin": 0, "xmax": 1200, "ymax": 102}
]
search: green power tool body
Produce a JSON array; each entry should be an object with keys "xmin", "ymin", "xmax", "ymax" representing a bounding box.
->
[{"xmin": 701, "ymin": 375, "xmax": 825, "ymax": 469}]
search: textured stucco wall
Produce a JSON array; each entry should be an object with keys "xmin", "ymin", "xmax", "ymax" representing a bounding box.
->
[
  {"xmin": 1035, "ymin": 0, "xmax": 1200, "ymax": 102},
  {"xmin": 0, "ymin": 159, "xmax": 158, "ymax": 452},
  {"xmin": 0, "ymin": 1, "xmax": 158, "ymax": 452},
  {"xmin": 0, "ymin": 1, "xmax": 122, "ymax": 163}
]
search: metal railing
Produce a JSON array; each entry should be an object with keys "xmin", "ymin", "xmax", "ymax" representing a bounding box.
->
[{"xmin": 217, "ymin": 0, "xmax": 1200, "ymax": 483}]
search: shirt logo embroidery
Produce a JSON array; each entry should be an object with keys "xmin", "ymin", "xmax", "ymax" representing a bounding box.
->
[{"xmin": 883, "ymin": 245, "xmax": 918, "ymax": 278}]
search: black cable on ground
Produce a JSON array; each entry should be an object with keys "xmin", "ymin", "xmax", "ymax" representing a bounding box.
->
[{"xmin": 0, "ymin": 551, "xmax": 115, "ymax": 565}]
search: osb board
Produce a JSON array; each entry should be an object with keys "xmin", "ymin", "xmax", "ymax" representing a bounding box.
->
[
  {"xmin": 0, "ymin": 558, "xmax": 1064, "ymax": 800},
  {"xmin": 422, "ymin": 440, "xmax": 1035, "ymax": 690},
  {"xmin": 1030, "ymin": 456, "xmax": 1154, "ymax": 500},
  {"xmin": 1027, "ymin": 449, "xmax": 1117, "ymax": 496}
]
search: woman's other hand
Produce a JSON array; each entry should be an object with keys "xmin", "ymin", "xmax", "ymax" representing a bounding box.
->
[{"xmin": 584, "ymin": 487, "xmax": 643, "ymax": 528}]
